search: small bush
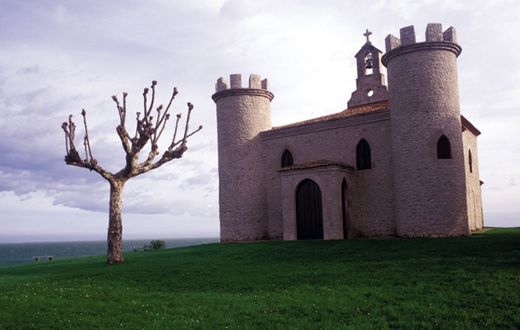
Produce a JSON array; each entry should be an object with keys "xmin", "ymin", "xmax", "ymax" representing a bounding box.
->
[{"xmin": 149, "ymin": 240, "xmax": 166, "ymax": 250}]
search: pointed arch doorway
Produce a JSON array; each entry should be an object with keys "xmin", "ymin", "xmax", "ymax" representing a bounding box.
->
[{"xmin": 296, "ymin": 179, "xmax": 323, "ymax": 240}]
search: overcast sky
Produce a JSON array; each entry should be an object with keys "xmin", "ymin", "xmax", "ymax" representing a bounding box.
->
[{"xmin": 0, "ymin": 0, "xmax": 518, "ymax": 242}]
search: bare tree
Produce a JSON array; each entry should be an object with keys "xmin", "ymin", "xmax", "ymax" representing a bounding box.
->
[{"xmin": 61, "ymin": 81, "xmax": 202, "ymax": 264}]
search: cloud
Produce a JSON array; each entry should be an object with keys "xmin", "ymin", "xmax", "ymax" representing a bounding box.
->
[
  {"xmin": 219, "ymin": 0, "xmax": 270, "ymax": 19},
  {"xmin": 0, "ymin": 0, "xmax": 519, "ymax": 241},
  {"xmin": 16, "ymin": 65, "xmax": 40, "ymax": 74},
  {"xmin": 0, "ymin": 48, "xmax": 212, "ymax": 215}
]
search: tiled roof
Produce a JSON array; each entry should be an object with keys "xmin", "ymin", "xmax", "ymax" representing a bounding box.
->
[
  {"xmin": 269, "ymin": 99, "xmax": 481, "ymax": 137},
  {"xmin": 271, "ymin": 100, "xmax": 389, "ymax": 131},
  {"xmin": 279, "ymin": 159, "xmax": 354, "ymax": 172},
  {"xmin": 461, "ymin": 115, "xmax": 481, "ymax": 136}
]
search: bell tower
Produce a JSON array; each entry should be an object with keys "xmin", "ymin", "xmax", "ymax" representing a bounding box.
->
[{"xmin": 347, "ymin": 29, "xmax": 389, "ymax": 108}]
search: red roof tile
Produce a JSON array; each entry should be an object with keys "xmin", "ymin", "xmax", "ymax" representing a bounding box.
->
[
  {"xmin": 461, "ymin": 115, "xmax": 481, "ymax": 136},
  {"xmin": 271, "ymin": 100, "xmax": 389, "ymax": 130},
  {"xmin": 279, "ymin": 159, "xmax": 354, "ymax": 172},
  {"xmin": 269, "ymin": 100, "xmax": 481, "ymax": 137}
]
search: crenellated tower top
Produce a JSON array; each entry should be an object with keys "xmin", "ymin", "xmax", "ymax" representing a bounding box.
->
[
  {"xmin": 212, "ymin": 73, "xmax": 274, "ymax": 102},
  {"xmin": 382, "ymin": 23, "xmax": 461, "ymax": 66}
]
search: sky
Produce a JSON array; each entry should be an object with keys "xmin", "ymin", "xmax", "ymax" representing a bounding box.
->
[{"xmin": 0, "ymin": 0, "xmax": 519, "ymax": 242}]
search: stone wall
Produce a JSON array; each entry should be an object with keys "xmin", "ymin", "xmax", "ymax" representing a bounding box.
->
[
  {"xmin": 212, "ymin": 74, "xmax": 274, "ymax": 241},
  {"xmin": 213, "ymin": 23, "xmax": 482, "ymax": 242},
  {"xmin": 383, "ymin": 24, "xmax": 469, "ymax": 237},
  {"xmin": 280, "ymin": 165, "xmax": 352, "ymax": 240},
  {"xmin": 261, "ymin": 110, "xmax": 395, "ymax": 239},
  {"xmin": 463, "ymin": 129, "xmax": 484, "ymax": 230}
]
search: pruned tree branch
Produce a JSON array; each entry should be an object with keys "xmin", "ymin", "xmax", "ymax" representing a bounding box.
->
[
  {"xmin": 61, "ymin": 80, "xmax": 201, "ymax": 265},
  {"xmin": 62, "ymin": 81, "xmax": 202, "ymax": 182},
  {"xmin": 112, "ymin": 94, "xmax": 132, "ymax": 155}
]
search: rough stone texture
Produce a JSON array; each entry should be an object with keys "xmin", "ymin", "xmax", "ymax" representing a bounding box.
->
[
  {"xmin": 463, "ymin": 130, "xmax": 484, "ymax": 231},
  {"xmin": 212, "ymin": 75, "xmax": 274, "ymax": 241},
  {"xmin": 400, "ymin": 26, "xmax": 416, "ymax": 46},
  {"xmin": 443, "ymin": 26, "xmax": 457, "ymax": 43},
  {"xmin": 230, "ymin": 74, "xmax": 242, "ymax": 89},
  {"xmin": 385, "ymin": 34, "xmax": 401, "ymax": 52},
  {"xmin": 384, "ymin": 36, "xmax": 469, "ymax": 237},
  {"xmin": 280, "ymin": 165, "xmax": 353, "ymax": 240},
  {"xmin": 249, "ymin": 74, "xmax": 261, "ymax": 89},
  {"xmin": 347, "ymin": 43, "xmax": 389, "ymax": 108},
  {"xmin": 261, "ymin": 78, "xmax": 269, "ymax": 90},
  {"xmin": 262, "ymin": 111, "xmax": 396, "ymax": 239},
  {"xmin": 426, "ymin": 23, "xmax": 443, "ymax": 41},
  {"xmin": 213, "ymin": 24, "xmax": 483, "ymax": 242},
  {"xmin": 216, "ymin": 77, "xmax": 229, "ymax": 92}
]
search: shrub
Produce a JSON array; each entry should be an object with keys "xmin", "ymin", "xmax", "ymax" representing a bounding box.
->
[{"xmin": 149, "ymin": 240, "xmax": 166, "ymax": 250}]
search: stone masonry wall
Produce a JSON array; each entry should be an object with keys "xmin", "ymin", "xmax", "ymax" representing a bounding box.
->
[
  {"xmin": 213, "ymin": 23, "xmax": 481, "ymax": 242},
  {"xmin": 383, "ymin": 24, "xmax": 469, "ymax": 236},
  {"xmin": 261, "ymin": 111, "xmax": 395, "ymax": 239},
  {"xmin": 213, "ymin": 74, "xmax": 274, "ymax": 241},
  {"xmin": 463, "ymin": 130, "xmax": 484, "ymax": 230},
  {"xmin": 280, "ymin": 166, "xmax": 352, "ymax": 240}
]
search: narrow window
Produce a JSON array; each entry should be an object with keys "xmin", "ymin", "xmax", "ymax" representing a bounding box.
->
[
  {"xmin": 281, "ymin": 149, "xmax": 294, "ymax": 167},
  {"xmin": 356, "ymin": 139, "xmax": 372, "ymax": 170},
  {"xmin": 437, "ymin": 135, "xmax": 451, "ymax": 159},
  {"xmin": 469, "ymin": 149, "xmax": 473, "ymax": 173}
]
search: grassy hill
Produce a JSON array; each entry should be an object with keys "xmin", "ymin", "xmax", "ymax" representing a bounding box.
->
[{"xmin": 0, "ymin": 228, "xmax": 518, "ymax": 329}]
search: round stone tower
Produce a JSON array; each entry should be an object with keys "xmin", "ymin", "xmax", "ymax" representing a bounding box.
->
[
  {"xmin": 382, "ymin": 24, "xmax": 469, "ymax": 236},
  {"xmin": 212, "ymin": 73, "xmax": 274, "ymax": 242}
]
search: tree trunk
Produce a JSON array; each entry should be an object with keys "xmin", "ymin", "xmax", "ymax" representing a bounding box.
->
[{"xmin": 107, "ymin": 180, "xmax": 125, "ymax": 264}]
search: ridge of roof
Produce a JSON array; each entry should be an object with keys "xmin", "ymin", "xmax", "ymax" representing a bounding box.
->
[
  {"xmin": 268, "ymin": 100, "xmax": 481, "ymax": 137},
  {"xmin": 279, "ymin": 159, "xmax": 354, "ymax": 172},
  {"xmin": 271, "ymin": 100, "xmax": 390, "ymax": 131},
  {"xmin": 461, "ymin": 115, "xmax": 481, "ymax": 136}
]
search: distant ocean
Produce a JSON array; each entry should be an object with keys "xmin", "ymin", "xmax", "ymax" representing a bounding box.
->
[{"xmin": 0, "ymin": 238, "xmax": 219, "ymax": 268}]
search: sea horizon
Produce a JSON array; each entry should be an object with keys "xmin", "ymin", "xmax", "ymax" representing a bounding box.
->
[
  {"xmin": 0, "ymin": 237, "xmax": 219, "ymax": 268},
  {"xmin": 0, "ymin": 236, "xmax": 219, "ymax": 245}
]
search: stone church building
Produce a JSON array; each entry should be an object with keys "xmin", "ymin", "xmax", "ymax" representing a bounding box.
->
[{"xmin": 212, "ymin": 23, "xmax": 484, "ymax": 241}]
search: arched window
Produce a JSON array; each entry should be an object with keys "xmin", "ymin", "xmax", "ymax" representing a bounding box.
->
[
  {"xmin": 281, "ymin": 149, "xmax": 294, "ymax": 167},
  {"xmin": 356, "ymin": 139, "xmax": 372, "ymax": 170},
  {"xmin": 469, "ymin": 149, "xmax": 473, "ymax": 173},
  {"xmin": 437, "ymin": 135, "xmax": 452, "ymax": 159}
]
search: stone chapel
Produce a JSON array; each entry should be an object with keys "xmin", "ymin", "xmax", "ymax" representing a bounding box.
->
[{"xmin": 212, "ymin": 23, "xmax": 484, "ymax": 241}]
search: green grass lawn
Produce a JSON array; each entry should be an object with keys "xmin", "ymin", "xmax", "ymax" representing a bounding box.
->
[{"xmin": 0, "ymin": 228, "xmax": 519, "ymax": 329}]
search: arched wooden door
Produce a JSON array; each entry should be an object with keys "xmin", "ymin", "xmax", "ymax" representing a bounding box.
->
[{"xmin": 296, "ymin": 179, "xmax": 323, "ymax": 239}]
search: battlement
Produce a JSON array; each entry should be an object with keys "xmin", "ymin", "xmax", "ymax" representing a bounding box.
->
[
  {"xmin": 212, "ymin": 73, "xmax": 274, "ymax": 102},
  {"xmin": 382, "ymin": 23, "xmax": 461, "ymax": 66},
  {"xmin": 215, "ymin": 74, "xmax": 270, "ymax": 92},
  {"xmin": 384, "ymin": 23, "xmax": 458, "ymax": 52}
]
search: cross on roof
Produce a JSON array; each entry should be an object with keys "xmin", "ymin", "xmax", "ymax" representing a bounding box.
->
[{"xmin": 363, "ymin": 29, "xmax": 372, "ymax": 43}]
